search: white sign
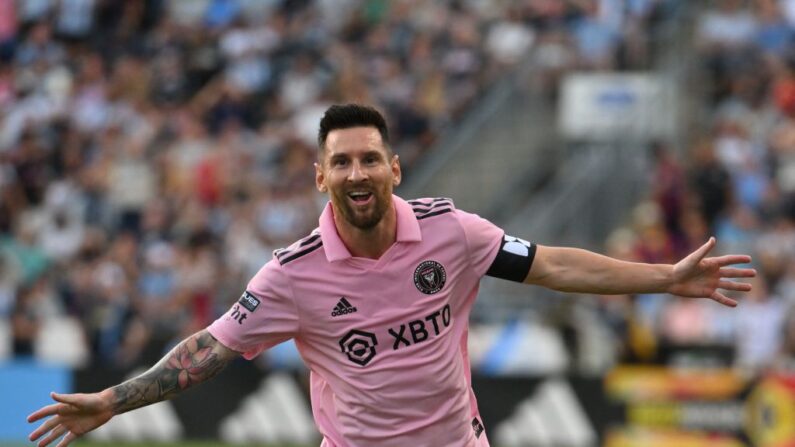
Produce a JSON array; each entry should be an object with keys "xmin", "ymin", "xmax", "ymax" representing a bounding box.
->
[{"xmin": 559, "ymin": 73, "xmax": 677, "ymax": 141}]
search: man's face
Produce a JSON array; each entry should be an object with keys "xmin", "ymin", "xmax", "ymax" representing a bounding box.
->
[{"xmin": 316, "ymin": 127, "xmax": 401, "ymax": 230}]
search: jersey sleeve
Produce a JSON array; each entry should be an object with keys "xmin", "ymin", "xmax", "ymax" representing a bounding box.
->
[
  {"xmin": 455, "ymin": 209, "xmax": 537, "ymax": 282},
  {"xmin": 454, "ymin": 209, "xmax": 504, "ymax": 277},
  {"xmin": 208, "ymin": 259, "xmax": 299, "ymax": 360}
]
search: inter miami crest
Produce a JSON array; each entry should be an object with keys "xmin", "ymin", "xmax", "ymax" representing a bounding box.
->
[{"xmin": 414, "ymin": 260, "xmax": 446, "ymax": 294}]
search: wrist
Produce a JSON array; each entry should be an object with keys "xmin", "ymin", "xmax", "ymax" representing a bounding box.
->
[
  {"xmin": 98, "ymin": 388, "xmax": 117, "ymax": 415},
  {"xmin": 662, "ymin": 263, "xmax": 676, "ymax": 293}
]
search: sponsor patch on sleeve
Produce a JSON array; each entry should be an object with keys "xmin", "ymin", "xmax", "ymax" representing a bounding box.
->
[{"xmin": 238, "ymin": 291, "xmax": 261, "ymax": 312}]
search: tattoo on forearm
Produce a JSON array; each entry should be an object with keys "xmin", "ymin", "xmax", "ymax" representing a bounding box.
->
[{"xmin": 110, "ymin": 331, "xmax": 231, "ymax": 414}]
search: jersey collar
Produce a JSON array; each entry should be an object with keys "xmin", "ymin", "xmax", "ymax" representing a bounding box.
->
[{"xmin": 319, "ymin": 194, "xmax": 422, "ymax": 262}]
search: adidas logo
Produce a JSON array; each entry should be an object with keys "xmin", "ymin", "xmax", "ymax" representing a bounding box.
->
[
  {"xmin": 494, "ymin": 379, "xmax": 596, "ymax": 447},
  {"xmin": 331, "ymin": 297, "xmax": 357, "ymax": 317}
]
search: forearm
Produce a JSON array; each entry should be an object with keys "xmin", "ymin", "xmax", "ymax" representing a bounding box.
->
[
  {"xmin": 104, "ymin": 329, "xmax": 237, "ymax": 415},
  {"xmin": 526, "ymin": 246, "xmax": 674, "ymax": 295}
]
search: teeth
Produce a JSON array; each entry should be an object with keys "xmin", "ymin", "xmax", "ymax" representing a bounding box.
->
[{"xmin": 349, "ymin": 192, "xmax": 370, "ymax": 197}]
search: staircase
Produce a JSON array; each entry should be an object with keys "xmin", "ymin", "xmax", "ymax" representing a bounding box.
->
[{"xmin": 399, "ymin": 63, "xmax": 559, "ymax": 219}]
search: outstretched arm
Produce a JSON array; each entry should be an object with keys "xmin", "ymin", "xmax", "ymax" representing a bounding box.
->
[
  {"xmin": 524, "ymin": 237, "xmax": 755, "ymax": 306},
  {"xmin": 28, "ymin": 329, "xmax": 239, "ymax": 447}
]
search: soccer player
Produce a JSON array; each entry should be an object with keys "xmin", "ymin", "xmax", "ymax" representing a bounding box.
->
[{"xmin": 28, "ymin": 104, "xmax": 755, "ymax": 447}]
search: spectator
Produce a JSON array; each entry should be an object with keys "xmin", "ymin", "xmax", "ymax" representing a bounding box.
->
[
  {"xmin": 777, "ymin": 307, "xmax": 795, "ymax": 370},
  {"xmin": 755, "ymin": 0, "xmax": 793, "ymax": 58},
  {"xmin": 570, "ymin": 0, "xmax": 621, "ymax": 69},
  {"xmin": 697, "ymin": 0, "xmax": 757, "ymax": 51},
  {"xmin": 650, "ymin": 141, "xmax": 686, "ymax": 236},
  {"xmin": 689, "ymin": 140, "xmax": 732, "ymax": 231},
  {"xmin": 735, "ymin": 276, "xmax": 787, "ymax": 370},
  {"xmin": 11, "ymin": 283, "xmax": 41, "ymax": 357}
]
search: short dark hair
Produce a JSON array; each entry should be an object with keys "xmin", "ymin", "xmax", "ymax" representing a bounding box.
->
[{"xmin": 317, "ymin": 104, "xmax": 390, "ymax": 156}]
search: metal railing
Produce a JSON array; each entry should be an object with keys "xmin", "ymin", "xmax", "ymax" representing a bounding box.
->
[
  {"xmin": 475, "ymin": 143, "xmax": 652, "ymax": 320},
  {"xmin": 474, "ymin": 0, "xmax": 700, "ymax": 320},
  {"xmin": 398, "ymin": 48, "xmax": 558, "ymax": 218}
]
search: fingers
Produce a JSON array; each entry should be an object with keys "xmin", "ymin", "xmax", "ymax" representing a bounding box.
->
[
  {"xmin": 37, "ymin": 424, "xmax": 67, "ymax": 447},
  {"xmin": 711, "ymin": 291, "xmax": 738, "ymax": 307},
  {"xmin": 718, "ymin": 280, "xmax": 752, "ymax": 292},
  {"xmin": 710, "ymin": 254, "xmax": 753, "ymax": 267},
  {"xmin": 28, "ymin": 392, "xmax": 83, "ymax": 423},
  {"xmin": 690, "ymin": 237, "xmax": 716, "ymax": 263},
  {"xmin": 29, "ymin": 415, "xmax": 62, "ymax": 441},
  {"xmin": 51, "ymin": 393, "xmax": 81, "ymax": 406},
  {"xmin": 719, "ymin": 267, "xmax": 757, "ymax": 278},
  {"xmin": 28, "ymin": 403, "xmax": 64, "ymax": 423},
  {"xmin": 55, "ymin": 431, "xmax": 78, "ymax": 447}
]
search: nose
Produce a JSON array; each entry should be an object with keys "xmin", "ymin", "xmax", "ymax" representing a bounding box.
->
[{"xmin": 347, "ymin": 160, "xmax": 368, "ymax": 182}]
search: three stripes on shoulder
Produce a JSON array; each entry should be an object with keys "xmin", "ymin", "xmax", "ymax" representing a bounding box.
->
[
  {"xmin": 275, "ymin": 229, "xmax": 322, "ymax": 265},
  {"xmin": 409, "ymin": 197, "xmax": 454, "ymax": 220}
]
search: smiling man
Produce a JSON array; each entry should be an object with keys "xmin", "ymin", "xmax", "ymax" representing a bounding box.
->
[{"xmin": 28, "ymin": 104, "xmax": 756, "ymax": 447}]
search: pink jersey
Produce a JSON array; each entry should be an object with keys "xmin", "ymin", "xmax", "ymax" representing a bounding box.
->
[{"xmin": 208, "ymin": 195, "xmax": 505, "ymax": 447}]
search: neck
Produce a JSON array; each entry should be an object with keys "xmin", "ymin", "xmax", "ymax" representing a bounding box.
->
[{"xmin": 333, "ymin": 204, "xmax": 397, "ymax": 259}]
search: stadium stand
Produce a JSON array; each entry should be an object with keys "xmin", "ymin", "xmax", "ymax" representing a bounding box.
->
[
  {"xmin": 8, "ymin": 1, "xmax": 795, "ymax": 446},
  {"xmin": 0, "ymin": 0, "xmax": 541, "ymax": 367},
  {"xmin": 0, "ymin": 0, "xmax": 667, "ymax": 371},
  {"xmin": 589, "ymin": 0, "xmax": 795, "ymax": 373}
]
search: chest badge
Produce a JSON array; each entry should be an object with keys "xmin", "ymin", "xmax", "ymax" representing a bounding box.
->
[{"xmin": 414, "ymin": 260, "xmax": 446, "ymax": 294}]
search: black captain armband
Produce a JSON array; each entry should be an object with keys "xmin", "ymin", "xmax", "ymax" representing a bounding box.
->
[{"xmin": 485, "ymin": 234, "xmax": 537, "ymax": 282}]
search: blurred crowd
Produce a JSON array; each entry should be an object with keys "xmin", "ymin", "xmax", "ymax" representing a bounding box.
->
[
  {"xmin": 0, "ymin": 0, "xmax": 658, "ymax": 367},
  {"xmin": 0, "ymin": 0, "xmax": 516, "ymax": 367},
  {"xmin": 0, "ymin": 0, "xmax": 669, "ymax": 369},
  {"xmin": 595, "ymin": 0, "xmax": 795, "ymax": 373}
]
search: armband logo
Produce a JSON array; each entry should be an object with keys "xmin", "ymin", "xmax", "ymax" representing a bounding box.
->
[
  {"xmin": 503, "ymin": 235, "xmax": 532, "ymax": 257},
  {"xmin": 238, "ymin": 291, "xmax": 261, "ymax": 312},
  {"xmin": 486, "ymin": 235, "xmax": 536, "ymax": 282}
]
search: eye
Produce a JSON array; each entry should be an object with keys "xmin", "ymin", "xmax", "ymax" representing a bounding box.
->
[
  {"xmin": 364, "ymin": 155, "xmax": 379, "ymax": 165},
  {"xmin": 332, "ymin": 158, "xmax": 348, "ymax": 167}
]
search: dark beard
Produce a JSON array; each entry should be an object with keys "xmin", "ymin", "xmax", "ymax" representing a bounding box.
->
[{"xmin": 333, "ymin": 188, "xmax": 391, "ymax": 230}]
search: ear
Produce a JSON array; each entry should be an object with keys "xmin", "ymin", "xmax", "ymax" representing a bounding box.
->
[
  {"xmin": 391, "ymin": 154, "xmax": 402, "ymax": 187},
  {"xmin": 315, "ymin": 162, "xmax": 328, "ymax": 193}
]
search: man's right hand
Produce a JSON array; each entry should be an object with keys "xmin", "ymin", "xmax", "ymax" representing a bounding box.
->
[
  {"xmin": 26, "ymin": 329, "xmax": 238, "ymax": 447},
  {"xmin": 27, "ymin": 389, "xmax": 114, "ymax": 447}
]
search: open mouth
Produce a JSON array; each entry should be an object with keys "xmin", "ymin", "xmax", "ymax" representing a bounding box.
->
[{"xmin": 348, "ymin": 191, "xmax": 373, "ymax": 205}]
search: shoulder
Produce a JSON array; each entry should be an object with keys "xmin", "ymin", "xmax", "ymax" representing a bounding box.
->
[
  {"xmin": 407, "ymin": 197, "xmax": 456, "ymax": 220},
  {"xmin": 273, "ymin": 228, "xmax": 324, "ymax": 266},
  {"xmin": 408, "ymin": 197, "xmax": 504, "ymax": 245}
]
